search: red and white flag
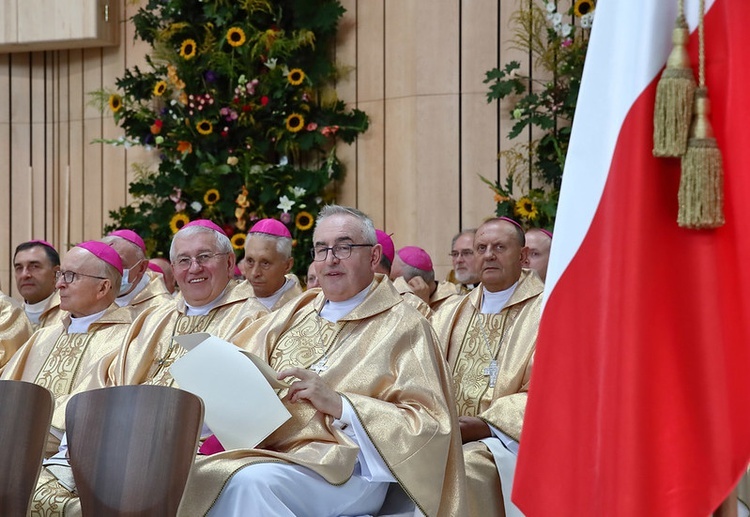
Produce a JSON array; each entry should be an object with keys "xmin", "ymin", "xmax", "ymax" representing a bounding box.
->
[{"xmin": 514, "ymin": 0, "xmax": 750, "ymax": 515}]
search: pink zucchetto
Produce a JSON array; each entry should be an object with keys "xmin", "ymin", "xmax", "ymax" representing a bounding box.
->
[
  {"xmin": 397, "ymin": 246, "xmax": 433, "ymax": 272},
  {"xmin": 183, "ymin": 219, "xmax": 228, "ymax": 236},
  {"xmin": 147, "ymin": 262, "xmax": 164, "ymax": 275},
  {"xmin": 28, "ymin": 239, "xmax": 56, "ymax": 251},
  {"xmin": 539, "ymin": 228, "xmax": 553, "ymax": 239},
  {"xmin": 76, "ymin": 240, "xmax": 124, "ymax": 275},
  {"xmin": 249, "ymin": 218, "xmax": 292, "ymax": 238},
  {"xmin": 498, "ymin": 216, "xmax": 524, "ymax": 231},
  {"xmin": 108, "ymin": 229, "xmax": 146, "ymax": 252},
  {"xmin": 375, "ymin": 230, "xmax": 395, "ymax": 263}
]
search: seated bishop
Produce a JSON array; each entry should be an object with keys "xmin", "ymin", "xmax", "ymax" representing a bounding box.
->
[
  {"xmin": 13, "ymin": 239, "xmax": 64, "ymax": 330},
  {"xmin": 180, "ymin": 205, "xmax": 466, "ymax": 516}
]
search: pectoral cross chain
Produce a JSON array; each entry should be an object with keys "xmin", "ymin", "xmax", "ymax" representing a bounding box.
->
[{"xmin": 483, "ymin": 359, "xmax": 499, "ymax": 388}]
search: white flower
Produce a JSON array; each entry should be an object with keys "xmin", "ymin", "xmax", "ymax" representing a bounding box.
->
[
  {"xmin": 191, "ymin": 201, "xmax": 202, "ymax": 212},
  {"xmin": 278, "ymin": 155, "xmax": 289, "ymax": 166},
  {"xmin": 264, "ymin": 58, "xmax": 278, "ymax": 70},
  {"xmin": 237, "ymin": 74, "xmax": 246, "ymax": 85},
  {"xmin": 250, "ymin": 165, "xmax": 264, "ymax": 175},
  {"xmin": 561, "ymin": 23, "xmax": 572, "ymax": 37},
  {"xmin": 545, "ymin": 2, "xmax": 556, "ymax": 13},
  {"xmin": 580, "ymin": 12, "xmax": 594, "ymax": 28},
  {"xmin": 552, "ymin": 12, "xmax": 563, "ymax": 25},
  {"xmin": 227, "ymin": 156, "xmax": 239, "ymax": 166},
  {"xmin": 277, "ymin": 195, "xmax": 295, "ymax": 213},
  {"xmin": 291, "ymin": 186, "xmax": 306, "ymax": 198}
]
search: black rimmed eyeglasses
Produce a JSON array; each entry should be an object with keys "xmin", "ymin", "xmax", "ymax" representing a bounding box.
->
[{"xmin": 310, "ymin": 244, "xmax": 373, "ymax": 262}]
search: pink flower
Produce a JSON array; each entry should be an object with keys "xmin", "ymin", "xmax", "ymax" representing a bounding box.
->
[
  {"xmin": 175, "ymin": 200, "xmax": 187, "ymax": 212},
  {"xmin": 169, "ymin": 188, "xmax": 182, "ymax": 203},
  {"xmin": 321, "ymin": 125, "xmax": 339, "ymax": 137},
  {"xmin": 280, "ymin": 212, "xmax": 292, "ymax": 224},
  {"xmin": 306, "ymin": 122, "xmax": 318, "ymax": 131},
  {"xmin": 561, "ymin": 38, "xmax": 573, "ymax": 48}
]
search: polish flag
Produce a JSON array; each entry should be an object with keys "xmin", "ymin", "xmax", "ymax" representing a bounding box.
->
[{"xmin": 513, "ymin": 0, "xmax": 750, "ymax": 515}]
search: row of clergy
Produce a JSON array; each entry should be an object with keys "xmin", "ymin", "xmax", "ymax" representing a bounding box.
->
[{"xmin": 0, "ymin": 206, "xmax": 545, "ymax": 517}]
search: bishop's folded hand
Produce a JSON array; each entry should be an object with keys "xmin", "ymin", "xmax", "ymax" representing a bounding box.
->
[{"xmin": 278, "ymin": 366, "xmax": 343, "ymax": 419}]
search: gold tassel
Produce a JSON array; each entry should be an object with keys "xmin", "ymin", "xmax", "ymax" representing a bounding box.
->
[
  {"xmin": 653, "ymin": 13, "xmax": 696, "ymax": 157},
  {"xmin": 677, "ymin": 88, "xmax": 724, "ymax": 228}
]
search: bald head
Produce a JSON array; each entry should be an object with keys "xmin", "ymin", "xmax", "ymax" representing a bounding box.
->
[{"xmin": 523, "ymin": 228, "xmax": 552, "ymax": 282}]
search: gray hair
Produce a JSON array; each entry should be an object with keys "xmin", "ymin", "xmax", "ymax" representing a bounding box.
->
[
  {"xmin": 451, "ymin": 228, "xmax": 477, "ymax": 249},
  {"xmin": 169, "ymin": 225, "xmax": 233, "ymax": 261},
  {"xmin": 246, "ymin": 232, "xmax": 293, "ymax": 259},
  {"xmin": 316, "ymin": 205, "xmax": 377, "ymax": 245},
  {"xmin": 400, "ymin": 263, "xmax": 435, "ymax": 284}
]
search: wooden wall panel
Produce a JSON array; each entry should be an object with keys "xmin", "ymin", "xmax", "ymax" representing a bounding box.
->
[{"xmin": 0, "ymin": 0, "xmax": 543, "ymax": 297}]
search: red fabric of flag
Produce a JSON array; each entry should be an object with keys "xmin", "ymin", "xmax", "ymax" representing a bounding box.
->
[{"xmin": 514, "ymin": 0, "xmax": 750, "ymax": 515}]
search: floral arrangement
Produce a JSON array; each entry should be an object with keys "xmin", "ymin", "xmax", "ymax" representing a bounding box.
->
[
  {"xmin": 481, "ymin": 0, "xmax": 595, "ymax": 229},
  {"xmin": 93, "ymin": 0, "xmax": 368, "ymax": 275}
]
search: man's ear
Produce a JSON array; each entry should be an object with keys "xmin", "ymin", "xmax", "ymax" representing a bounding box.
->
[
  {"xmin": 519, "ymin": 246, "xmax": 529, "ymax": 265},
  {"xmin": 370, "ymin": 244, "xmax": 383, "ymax": 272},
  {"xmin": 97, "ymin": 279, "xmax": 113, "ymax": 300},
  {"xmin": 284, "ymin": 257, "xmax": 294, "ymax": 274}
]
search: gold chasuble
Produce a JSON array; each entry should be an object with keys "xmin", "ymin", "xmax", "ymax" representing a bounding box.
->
[
  {"xmin": 272, "ymin": 273, "xmax": 304, "ymax": 310},
  {"xmin": 181, "ymin": 274, "xmax": 466, "ymax": 517},
  {"xmin": 429, "ymin": 280, "xmax": 463, "ymax": 313},
  {"xmin": 112, "ymin": 279, "xmax": 264, "ymax": 387},
  {"xmin": 390, "ymin": 276, "xmax": 434, "ymax": 318},
  {"xmin": 124, "ymin": 269, "xmax": 174, "ymax": 317},
  {"xmin": 431, "ymin": 268, "xmax": 543, "ymax": 517},
  {"xmin": 0, "ymin": 292, "xmax": 33, "ymax": 368},
  {"xmin": 0, "ymin": 304, "xmax": 133, "ymax": 456},
  {"xmin": 36, "ymin": 292, "xmax": 65, "ymax": 331}
]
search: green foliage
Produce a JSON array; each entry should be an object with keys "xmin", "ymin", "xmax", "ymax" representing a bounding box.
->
[
  {"xmin": 93, "ymin": 0, "xmax": 368, "ymax": 276},
  {"xmin": 481, "ymin": 0, "xmax": 594, "ymax": 230}
]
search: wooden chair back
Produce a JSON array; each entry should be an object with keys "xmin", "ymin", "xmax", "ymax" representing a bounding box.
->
[
  {"xmin": 0, "ymin": 380, "xmax": 53, "ymax": 516},
  {"xmin": 66, "ymin": 385, "xmax": 204, "ymax": 516}
]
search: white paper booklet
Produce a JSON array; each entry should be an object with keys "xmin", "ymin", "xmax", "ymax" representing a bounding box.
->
[{"xmin": 170, "ymin": 333, "xmax": 291, "ymax": 450}]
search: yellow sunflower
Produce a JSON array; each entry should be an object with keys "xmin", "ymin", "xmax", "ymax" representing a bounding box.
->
[
  {"xmin": 204, "ymin": 189, "xmax": 220, "ymax": 205},
  {"xmin": 285, "ymin": 113, "xmax": 305, "ymax": 133},
  {"xmin": 196, "ymin": 120, "xmax": 213, "ymax": 135},
  {"xmin": 180, "ymin": 39, "xmax": 197, "ymax": 59},
  {"xmin": 226, "ymin": 27, "xmax": 246, "ymax": 47},
  {"xmin": 295, "ymin": 211, "xmax": 314, "ymax": 231},
  {"xmin": 153, "ymin": 80, "xmax": 167, "ymax": 97},
  {"xmin": 230, "ymin": 233, "xmax": 247, "ymax": 250},
  {"xmin": 108, "ymin": 94, "xmax": 122, "ymax": 113},
  {"xmin": 169, "ymin": 213, "xmax": 190, "ymax": 234},
  {"xmin": 515, "ymin": 197, "xmax": 539, "ymax": 220},
  {"xmin": 573, "ymin": 0, "xmax": 594, "ymax": 17},
  {"xmin": 287, "ymin": 68, "xmax": 305, "ymax": 86}
]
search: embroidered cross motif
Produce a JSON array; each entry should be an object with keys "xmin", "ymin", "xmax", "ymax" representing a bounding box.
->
[{"xmin": 310, "ymin": 357, "xmax": 329, "ymax": 374}]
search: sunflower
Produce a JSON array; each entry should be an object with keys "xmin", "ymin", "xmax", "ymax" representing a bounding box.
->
[
  {"xmin": 287, "ymin": 68, "xmax": 305, "ymax": 86},
  {"xmin": 226, "ymin": 27, "xmax": 246, "ymax": 47},
  {"xmin": 230, "ymin": 233, "xmax": 246, "ymax": 250},
  {"xmin": 515, "ymin": 197, "xmax": 539, "ymax": 220},
  {"xmin": 196, "ymin": 120, "xmax": 213, "ymax": 135},
  {"xmin": 204, "ymin": 189, "xmax": 220, "ymax": 205},
  {"xmin": 285, "ymin": 113, "xmax": 305, "ymax": 133},
  {"xmin": 153, "ymin": 80, "xmax": 167, "ymax": 97},
  {"xmin": 573, "ymin": 0, "xmax": 594, "ymax": 17},
  {"xmin": 108, "ymin": 94, "xmax": 122, "ymax": 113},
  {"xmin": 169, "ymin": 213, "xmax": 190, "ymax": 233},
  {"xmin": 180, "ymin": 39, "xmax": 197, "ymax": 60},
  {"xmin": 295, "ymin": 211, "xmax": 314, "ymax": 231}
]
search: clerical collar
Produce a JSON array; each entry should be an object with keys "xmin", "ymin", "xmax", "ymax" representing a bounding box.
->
[
  {"xmin": 480, "ymin": 282, "xmax": 518, "ymax": 314},
  {"xmin": 319, "ymin": 284, "xmax": 371, "ymax": 323},
  {"xmin": 24, "ymin": 292, "xmax": 55, "ymax": 325},
  {"xmin": 115, "ymin": 273, "xmax": 150, "ymax": 307},
  {"xmin": 69, "ymin": 308, "xmax": 108, "ymax": 333},
  {"xmin": 185, "ymin": 285, "xmax": 229, "ymax": 316},
  {"xmin": 257, "ymin": 277, "xmax": 294, "ymax": 310}
]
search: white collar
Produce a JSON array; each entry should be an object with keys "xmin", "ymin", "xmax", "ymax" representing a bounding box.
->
[
  {"xmin": 185, "ymin": 285, "xmax": 229, "ymax": 316},
  {"xmin": 115, "ymin": 273, "xmax": 150, "ymax": 307},
  {"xmin": 319, "ymin": 285, "xmax": 371, "ymax": 323},
  {"xmin": 257, "ymin": 277, "xmax": 294, "ymax": 310},
  {"xmin": 480, "ymin": 282, "xmax": 518, "ymax": 314},
  {"xmin": 24, "ymin": 292, "xmax": 56, "ymax": 324},
  {"xmin": 68, "ymin": 308, "xmax": 108, "ymax": 333}
]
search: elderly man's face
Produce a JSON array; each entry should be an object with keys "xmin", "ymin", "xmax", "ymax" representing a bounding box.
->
[
  {"xmin": 14, "ymin": 246, "xmax": 59, "ymax": 304},
  {"xmin": 451, "ymin": 234, "xmax": 479, "ymax": 284},
  {"xmin": 313, "ymin": 214, "xmax": 379, "ymax": 302},
  {"xmin": 149, "ymin": 258, "xmax": 176, "ymax": 294},
  {"xmin": 475, "ymin": 220, "xmax": 527, "ymax": 293},
  {"xmin": 56, "ymin": 248, "xmax": 110, "ymax": 318},
  {"xmin": 523, "ymin": 230, "xmax": 551, "ymax": 282},
  {"xmin": 172, "ymin": 232, "xmax": 234, "ymax": 306},
  {"xmin": 104, "ymin": 237, "xmax": 146, "ymax": 290},
  {"xmin": 243, "ymin": 236, "xmax": 293, "ymax": 298}
]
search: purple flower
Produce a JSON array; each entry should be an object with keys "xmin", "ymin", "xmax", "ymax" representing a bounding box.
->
[
  {"xmin": 204, "ymin": 70, "xmax": 218, "ymax": 83},
  {"xmin": 280, "ymin": 212, "xmax": 292, "ymax": 224}
]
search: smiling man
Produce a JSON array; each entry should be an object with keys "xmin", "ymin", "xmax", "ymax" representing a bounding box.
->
[
  {"xmin": 431, "ymin": 216, "xmax": 544, "ymax": 517},
  {"xmin": 242, "ymin": 218, "xmax": 302, "ymax": 311},
  {"xmin": 182, "ymin": 205, "xmax": 466, "ymax": 516},
  {"xmin": 2, "ymin": 241, "xmax": 131, "ymax": 457},
  {"xmin": 13, "ymin": 240, "xmax": 63, "ymax": 329},
  {"xmin": 110, "ymin": 220, "xmax": 266, "ymax": 387}
]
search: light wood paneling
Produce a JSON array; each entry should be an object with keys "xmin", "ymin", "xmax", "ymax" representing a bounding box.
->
[{"xmin": 0, "ymin": 0, "xmax": 542, "ymax": 296}]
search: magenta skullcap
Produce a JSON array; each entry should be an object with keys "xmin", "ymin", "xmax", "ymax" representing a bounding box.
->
[
  {"xmin": 182, "ymin": 219, "xmax": 227, "ymax": 236},
  {"xmin": 398, "ymin": 246, "xmax": 433, "ymax": 272},
  {"xmin": 375, "ymin": 230, "xmax": 395, "ymax": 263},
  {"xmin": 497, "ymin": 216, "xmax": 523, "ymax": 231},
  {"xmin": 147, "ymin": 261, "xmax": 164, "ymax": 275},
  {"xmin": 108, "ymin": 229, "xmax": 146, "ymax": 252},
  {"xmin": 75, "ymin": 240, "xmax": 123, "ymax": 275},
  {"xmin": 28, "ymin": 239, "xmax": 56, "ymax": 251},
  {"xmin": 249, "ymin": 218, "xmax": 292, "ymax": 238},
  {"xmin": 539, "ymin": 228, "xmax": 553, "ymax": 239}
]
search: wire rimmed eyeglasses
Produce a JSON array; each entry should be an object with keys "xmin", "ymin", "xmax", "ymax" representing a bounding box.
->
[
  {"xmin": 55, "ymin": 270, "xmax": 107, "ymax": 284},
  {"xmin": 310, "ymin": 244, "xmax": 373, "ymax": 262},
  {"xmin": 173, "ymin": 252, "xmax": 229, "ymax": 271}
]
